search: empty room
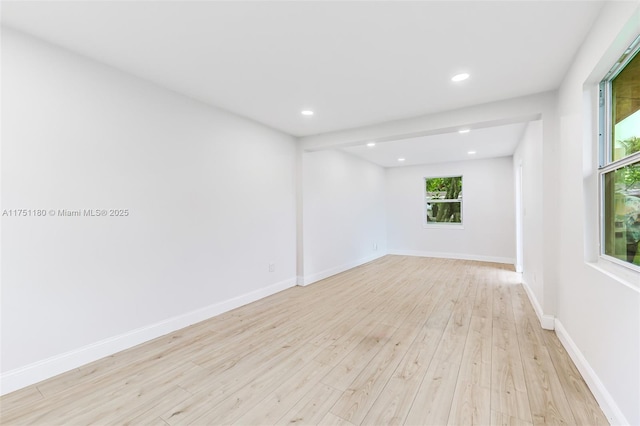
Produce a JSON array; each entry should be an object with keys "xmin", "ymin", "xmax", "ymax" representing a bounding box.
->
[{"xmin": 1, "ymin": 1, "xmax": 639, "ymax": 425}]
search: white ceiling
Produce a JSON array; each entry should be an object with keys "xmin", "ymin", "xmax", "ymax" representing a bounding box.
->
[
  {"xmin": 1, "ymin": 0, "xmax": 603, "ymax": 141},
  {"xmin": 342, "ymin": 122, "xmax": 528, "ymax": 167}
]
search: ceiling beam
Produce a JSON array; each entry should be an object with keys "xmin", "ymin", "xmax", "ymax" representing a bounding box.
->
[{"xmin": 299, "ymin": 91, "xmax": 554, "ymax": 151}]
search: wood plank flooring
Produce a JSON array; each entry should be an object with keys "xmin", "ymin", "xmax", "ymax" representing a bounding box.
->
[{"xmin": 0, "ymin": 255, "xmax": 609, "ymax": 425}]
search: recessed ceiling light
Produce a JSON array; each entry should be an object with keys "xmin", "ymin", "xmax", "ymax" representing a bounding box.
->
[
  {"xmin": 468, "ymin": 150, "xmax": 477, "ymax": 155},
  {"xmin": 458, "ymin": 129, "xmax": 470, "ymax": 134},
  {"xmin": 301, "ymin": 110, "xmax": 314, "ymax": 116},
  {"xmin": 366, "ymin": 142, "xmax": 376, "ymax": 147},
  {"xmin": 398, "ymin": 158, "xmax": 406, "ymax": 162},
  {"xmin": 451, "ymin": 73, "xmax": 470, "ymax": 82}
]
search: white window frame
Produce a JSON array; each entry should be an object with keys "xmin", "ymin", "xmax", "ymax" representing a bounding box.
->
[
  {"xmin": 598, "ymin": 35, "xmax": 640, "ymax": 272},
  {"xmin": 424, "ymin": 175, "xmax": 464, "ymax": 229}
]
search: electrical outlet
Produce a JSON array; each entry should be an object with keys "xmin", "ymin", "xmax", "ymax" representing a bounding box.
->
[{"xmin": 269, "ymin": 263, "xmax": 275, "ymax": 272}]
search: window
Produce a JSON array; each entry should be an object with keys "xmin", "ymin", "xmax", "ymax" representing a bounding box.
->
[
  {"xmin": 599, "ymin": 35, "xmax": 640, "ymax": 270},
  {"xmin": 425, "ymin": 176, "xmax": 463, "ymax": 225}
]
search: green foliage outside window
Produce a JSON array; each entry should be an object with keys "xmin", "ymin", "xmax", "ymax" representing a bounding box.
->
[
  {"xmin": 604, "ymin": 161, "xmax": 640, "ymax": 266},
  {"xmin": 601, "ymin": 42, "xmax": 640, "ymax": 268},
  {"xmin": 425, "ymin": 176, "xmax": 462, "ymax": 224},
  {"xmin": 619, "ymin": 136, "xmax": 640, "ymax": 160}
]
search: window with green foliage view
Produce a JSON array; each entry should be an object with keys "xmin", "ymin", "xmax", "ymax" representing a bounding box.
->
[
  {"xmin": 600, "ymin": 36, "xmax": 640, "ymax": 269},
  {"xmin": 425, "ymin": 176, "xmax": 462, "ymax": 225}
]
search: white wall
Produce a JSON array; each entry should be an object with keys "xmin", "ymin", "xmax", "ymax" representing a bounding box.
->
[
  {"xmin": 386, "ymin": 156, "xmax": 515, "ymax": 264},
  {"xmin": 301, "ymin": 150, "xmax": 386, "ymax": 285},
  {"xmin": 513, "ymin": 121, "xmax": 547, "ymax": 323},
  {"xmin": 552, "ymin": 3, "xmax": 640, "ymax": 425},
  {"xmin": 1, "ymin": 28, "xmax": 297, "ymax": 393}
]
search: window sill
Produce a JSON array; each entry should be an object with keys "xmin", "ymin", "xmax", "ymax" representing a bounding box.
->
[
  {"xmin": 586, "ymin": 258, "xmax": 640, "ymax": 293},
  {"xmin": 423, "ymin": 224, "xmax": 465, "ymax": 230}
]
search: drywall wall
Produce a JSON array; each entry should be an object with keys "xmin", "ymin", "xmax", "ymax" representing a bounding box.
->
[
  {"xmin": 386, "ymin": 156, "xmax": 515, "ymax": 264},
  {"xmin": 552, "ymin": 2, "xmax": 640, "ymax": 424},
  {"xmin": 513, "ymin": 121, "xmax": 547, "ymax": 323},
  {"xmin": 1, "ymin": 28, "xmax": 297, "ymax": 393},
  {"xmin": 301, "ymin": 150, "xmax": 386, "ymax": 285}
]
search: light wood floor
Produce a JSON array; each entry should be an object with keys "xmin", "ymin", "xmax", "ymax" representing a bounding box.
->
[{"xmin": 1, "ymin": 255, "xmax": 608, "ymax": 425}]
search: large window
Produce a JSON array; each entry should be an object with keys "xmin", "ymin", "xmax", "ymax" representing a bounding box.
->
[
  {"xmin": 599, "ymin": 36, "xmax": 640, "ymax": 270},
  {"xmin": 425, "ymin": 176, "xmax": 462, "ymax": 225}
]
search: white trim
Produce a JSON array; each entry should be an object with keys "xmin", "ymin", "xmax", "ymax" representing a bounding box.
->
[
  {"xmin": 387, "ymin": 249, "xmax": 514, "ymax": 265},
  {"xmin": 299, "ymin": 252, "xmax": 387, "ymax": 286},
  {"xmin": 554, "ymin": 319, "xmax": 629, "ymax": 426},
  {"xmin": 520, "ymin": 278, "xmax": 555, "ymax": 330},
  {"xmin": 423, "ymin": 224, "xmax": 465, "ymax": 230},
  {"xmin": 598, "ymin": 254, "xmax": 640, "ymax": 283},
  {"xmin": 587, "ymin": 260, "xmax": 640, "ymax": 293},
  {"xmin": 0, "ymin": 277, "xmax": 297, "ymax": 396}
]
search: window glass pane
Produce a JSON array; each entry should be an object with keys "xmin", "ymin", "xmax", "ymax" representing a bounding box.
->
[
  {"xmin": 427, "ymin": 202, "xmax": 462, "ymax": 223},
  {"xmin": 611, "ymin": 51, "xmax": 640, "ymax": 162},
  {"xmin": 603, "ymin": 161, "xmax": 640, "ymax": 266},
  {"xmin": 425, "ymin": 176, "xmax": 462, "ymax": 200}
]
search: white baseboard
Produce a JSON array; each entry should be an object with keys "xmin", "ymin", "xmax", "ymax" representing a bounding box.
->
[
  {"xmin": 300, "ymin": 252, "xmax": 386, "ymax": 286},
  {"xmin": 520, "ymin": 278, "xmax": 555, "ymax": 330},
  {"xmin": 554, "ymin": 320, "xmax": 628, "ymax": 426},
  {"xmin": 387, "ymin": 249, "xmax": 515, "ymax": 265},
  {"xmin": 0, "ymin": 277, "xmax": 297, "ymax": 396}
]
